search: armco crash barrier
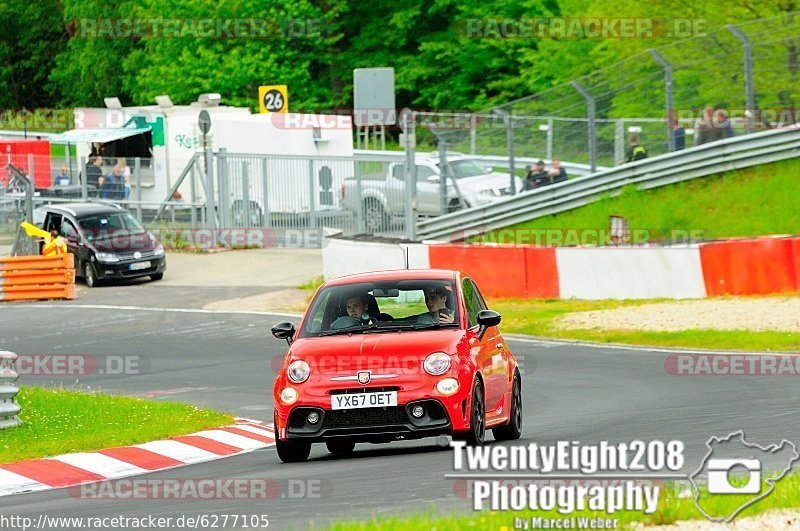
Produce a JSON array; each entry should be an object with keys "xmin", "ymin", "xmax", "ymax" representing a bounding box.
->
[
  {"xmin": 0, "ymin": 351, "xmax": 21, "ymax": 430},
  {"xmin": 0, "ymin": 254, "xmax": 76, "ymax": 301}
]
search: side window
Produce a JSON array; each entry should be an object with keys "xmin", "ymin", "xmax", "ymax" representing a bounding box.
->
[
  {"xmin": 462, "ymin": 279, "xmax": 481, "ymax": 328},
  {"xmin": 392, "ymin": 164, "xmax": 405, "ymax": 180},
  {"xmin": 62, "ymin": 220, "xmax": 79, "ymax": 241},
  {"xmin": 471, "ymin": 280, "xmax": 488, "ymax": 311},
  {"xmin": 416, "ymin": 166, "xmax": 436, "ymax": 182},
  {"xmin": 44, "ymin": 213, "xmax": 62, "ymax": 233}
]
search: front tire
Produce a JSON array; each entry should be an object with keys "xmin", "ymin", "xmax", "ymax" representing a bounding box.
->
[
  {"xmin": 364, "ymin": 199, "xmax": 388, "ymax": 232},
  {"xmin": 326, "ymin": 440, "xmax": 355, "ymax": 454},
  {"xmin": 84, "ymin": 262, "xmax": 99, "ymax": 288},
  {"xmin": 456, "ymin": 379, "xmax": 485, "ymax": 446},
  {"xmin": 150, "ymin": 273, "xmax": 164, "ymax": 281},
  {"xmin": 493, "ymin": 373, "xmax": 522, "ymax": 441},
  {"xmin": 276, "ymin": 438, "xmax": 311, "ymax": 463}
]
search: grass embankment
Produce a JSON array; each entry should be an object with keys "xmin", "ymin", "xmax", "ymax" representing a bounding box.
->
[
  {"xmin": 488, "ymin": 297, "xmax": 800, "ymax": 352},
  {"xmin": 486, "ymin": 159, "xmax": 800, "ymax": 244},
  {"xmin": 0, "ymin": 387, "xmax": 233, "ymax": 463},
  {"xmin": 331, "ymin": 474, "xmax": 800, "ymax": 530}
]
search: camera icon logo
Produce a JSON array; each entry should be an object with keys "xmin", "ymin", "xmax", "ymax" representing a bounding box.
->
[
  {"xmin": 706, "ymin": 458, "xmax": 761, "ymax": 494},
  {"xmin": 689, "ymin": 431, "xmax": 799, "ymax": 523}
]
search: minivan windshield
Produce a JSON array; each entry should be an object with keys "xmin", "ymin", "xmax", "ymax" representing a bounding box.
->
[
  {"xmin": 78, "ymin": 212, "xmax": 146, "ymax": 240},
  {"xmin": 299, "ymin": 280, "xmax": 459, "ymax": 338}
]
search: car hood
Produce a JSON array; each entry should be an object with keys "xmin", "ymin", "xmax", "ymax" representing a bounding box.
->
[
  {"xmin": 289, "ymin": 328, "xmax": 466, "ymax": 374},
  {"xmin": 454, "ymin": 172, "xmax": 523, "ymax": 194},
  {"xmin": 88, "ymin": 232, "xmax": 157, "ymax": 253}
]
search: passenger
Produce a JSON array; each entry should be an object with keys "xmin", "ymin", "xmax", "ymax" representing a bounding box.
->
[
  {"xmin": 42, "ymin": 229, "xmax": 67, "ymax": 257},
  {"xmin": 417, "ymin": 285, "xmax": 455, "ymax": 325},
  {"xmin": 330, "ymin": 293, "xmax": 372, "ymax": 329}
]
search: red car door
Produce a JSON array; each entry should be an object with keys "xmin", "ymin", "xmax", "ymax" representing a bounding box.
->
[{"xmin": 462, "ymin": 278, "xmax": 507, "ymax": 417}]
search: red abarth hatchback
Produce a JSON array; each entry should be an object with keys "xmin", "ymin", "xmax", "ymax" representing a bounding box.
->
[{"xmin": 270, "ymin": 269, "xmax": 522, "ymax": 462}]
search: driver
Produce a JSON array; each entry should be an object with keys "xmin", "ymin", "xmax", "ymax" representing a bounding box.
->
[
  {"xmin": 416, "ymin": 285, "xmax": 455, "ymax": 325},
  {"xmin": 330, "ymin": 292, "xmax": 372, "ymax": 330}
]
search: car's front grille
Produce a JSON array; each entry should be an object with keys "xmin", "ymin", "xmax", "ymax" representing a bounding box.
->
[
  {"xmin": 322, "ymin": 406, "xmax": 408, "ymax": 429},
  {"xmin": 117, "ymin": 250, "xmax": 156, "ymax": 261}
]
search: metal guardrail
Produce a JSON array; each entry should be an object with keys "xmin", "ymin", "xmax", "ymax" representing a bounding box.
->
[
  {"xmin": 354, "ymin": 150, "xmax": 603, "ymax": 177},
  {"xmin": 416, "ymin": 126, "xmax": 800, "ymax": 241},
  {"xmin": 0, "ymin": 351, "xmax": 21, "ymax": 430}
]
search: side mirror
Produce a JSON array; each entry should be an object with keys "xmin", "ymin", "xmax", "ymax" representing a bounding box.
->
[
  {"xmin": 427, "ymin": 175, "xmax": 441, "ymax": 183},
  {"xmin": 476, "ymin": 310, "xmax": 501, "ymax": 339},
  {"xmin": 271, "ymin": 322, "xmax": 296, "ymax": 345}
]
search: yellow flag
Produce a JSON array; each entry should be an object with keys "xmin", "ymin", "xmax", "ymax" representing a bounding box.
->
[{"xmin": 20, "ymin": 221, "xmax": 51, "ymax": 241}]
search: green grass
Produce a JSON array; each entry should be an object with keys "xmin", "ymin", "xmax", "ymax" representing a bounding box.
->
[
  {"xmin": 331, "ymin": 474, "xmax": 800, "ymax": 530},
  {"xmin": 487, "ymin": 297, "xmax": 800, "ymax": 352},
  {"xmin": 485, "ymin": 159, "xmax": 800, "ymax": 244},
  {"xmin": 298, "ymin": 276, "xmax": 324, "ymax": 292},
  {"xmin": 0, "ymin": 387, "xmax": 233, "ymax": 463}
]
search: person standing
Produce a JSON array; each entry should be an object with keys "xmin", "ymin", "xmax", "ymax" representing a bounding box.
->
[
  {"xmin": 548, "ymin": 159, "xmax": 568, "ymax": 183},
  {"xmin": 625, "ymin": 135, "xmax": 648, "ymax": 162}
]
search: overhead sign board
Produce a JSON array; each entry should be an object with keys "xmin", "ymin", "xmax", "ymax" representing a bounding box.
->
[{"xmin": 353, "ymin": 68, "xmax": 396, "ymax": 126}]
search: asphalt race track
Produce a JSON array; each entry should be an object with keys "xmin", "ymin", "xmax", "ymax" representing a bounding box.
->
[{"xmin": 2, "ymin": 298, "xmax": 798, "ymax": 529}]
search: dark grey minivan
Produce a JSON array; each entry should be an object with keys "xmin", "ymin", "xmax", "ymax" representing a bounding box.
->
[{"xmin": 36, "ymin": 203, "xmax": 166, "ymax": 287}]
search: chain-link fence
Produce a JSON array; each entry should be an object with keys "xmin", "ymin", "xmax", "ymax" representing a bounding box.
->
[
  {"xmin": 425, "ymin": 12, "xmax": 800, "ymax": 171},
  {"xmin": 2, "ymin": 149, "xmax": 420, "ymax": 253}
]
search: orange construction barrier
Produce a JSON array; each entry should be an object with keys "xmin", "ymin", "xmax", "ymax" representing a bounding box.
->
[
  {"xmin": 0, "ymin": 254, "xmax": 76, "ymax": 302},
  {"xmin": 699, "ymin": 237, "xmax": 800, "ymax": 296},
  {"xmin": 428, "ymin": 244, "xmax": 559, "ymax": 299}
]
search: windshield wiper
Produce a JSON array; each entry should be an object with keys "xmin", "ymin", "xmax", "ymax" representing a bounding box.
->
[{"xmin": 409, "ymin": 322, "xmax": 458, "ymax": 331}]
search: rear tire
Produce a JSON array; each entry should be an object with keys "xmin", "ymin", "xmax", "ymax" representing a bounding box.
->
[
  {"xmin": 326, "ymin": 440, "xmax": 356, "ymax": 454},
  {"xmin": 492, "ymin": 373, "xmax": 522, "ymax": 441},
  {"xmin": 276, "ymin": 439, "xmax": 312, "ymax": 463}
]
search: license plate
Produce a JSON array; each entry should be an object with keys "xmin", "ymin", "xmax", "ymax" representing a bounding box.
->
[
  {"xmin": 331, "ymin": 391, "xmax": 398, "ymax": 410},
  {"xmin": 129, "ymin": 261, "xmax": 150, "ymax": 270}
]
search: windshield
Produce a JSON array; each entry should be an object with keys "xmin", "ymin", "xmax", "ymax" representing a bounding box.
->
[
  {"xmin": 299, "ymin": 279, "xmax": 460, "ymax": 338},
  {"xmin": 445, "ymin": 159, "xmax": 489, "ymax": 179},
  {"xmin": 78, "ymin": 212, "xmax": 145, "ymax": 240}
]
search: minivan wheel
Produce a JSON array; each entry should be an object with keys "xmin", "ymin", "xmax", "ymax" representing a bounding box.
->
[
  {"xmin": 150, "ymin": 273, "xmax": 164, "ymax": 281},
  {"xmin": 84, "ymin": 262, "xmax": 99, "ymax": 288}
]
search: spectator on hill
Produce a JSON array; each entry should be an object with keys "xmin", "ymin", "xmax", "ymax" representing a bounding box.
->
[
  {"xmin": 548, "ymin": 159, "xmax": 568, "ymax": 183},
  {"xmin": 625, "ymin": 135, "xmax": 648, "ymax": 162},
  {"xmin": 667, "ymin": 113, "xmax": 685, "ymax": 151},
  {"xmin": 523, "ymin": 160, "xmax": 550, "ymax": 190}
]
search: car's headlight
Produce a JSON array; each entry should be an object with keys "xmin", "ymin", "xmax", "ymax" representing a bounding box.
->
[
  {"xmin": 287, "ymin": 360, "xmax": 310, "ymax": 383},
  {"xmin": 153, "ymin": 244, "xmax": 165, "ymax": 256},
  {"xmin": 95, "ymin": 252, "xmax": 119, "ymax": 263},
  {"xmin": 423, "ymin": 352, "xmax": 451, "ymax": 376}
]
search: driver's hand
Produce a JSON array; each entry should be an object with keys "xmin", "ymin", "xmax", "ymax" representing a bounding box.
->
[{"xmin": 438, "ymin": 312, "xmax": 455, "ymax": 324}]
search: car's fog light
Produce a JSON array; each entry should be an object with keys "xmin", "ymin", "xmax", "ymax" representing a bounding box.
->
[
  {"xmin": 280, "ymin": 386, "xmax": 298, "ymax": 405},
  {"xmin": 307, "ymin": 411, "xmax": 320, "ymax": 424},
  {"xmin": 411, "ymin": 405, "xmax": 425, "ymax": 418},
  {"xmin": 436, "ymin": 378, "xmax": 459, "ymax": 396}
]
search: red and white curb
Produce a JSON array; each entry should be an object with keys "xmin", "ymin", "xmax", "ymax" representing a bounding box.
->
[{"xmin": 0, "ymin": 418, "xmax": 274, "ymax": 497}]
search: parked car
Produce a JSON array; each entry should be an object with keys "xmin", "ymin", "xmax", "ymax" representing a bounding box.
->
[
  {"xmin": 35, "ymin": 203, "xmax": 166, "ymax": 287},
  {"xmin": 270, "ymin": 269, "xmax": 522, "ymax": 462},
  {"xmin": 341, "ymin": 153, "xmax": 524, "ymax": 231}
]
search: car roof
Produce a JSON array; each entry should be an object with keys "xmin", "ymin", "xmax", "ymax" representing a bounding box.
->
[
  {"xmin": 324, "ymin": 269, "xmax": 459, "ymax": 287},
  {"xmin": 41, "ymin": 202, "xmax": 126, "ymax": 217}
]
